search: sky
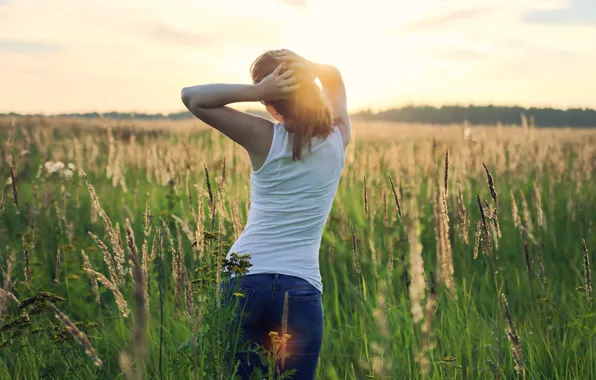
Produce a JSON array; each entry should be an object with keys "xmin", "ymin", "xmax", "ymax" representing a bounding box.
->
[{"xmin": 0, "ymin": 0, "xmax": 595, "ymax": 114}]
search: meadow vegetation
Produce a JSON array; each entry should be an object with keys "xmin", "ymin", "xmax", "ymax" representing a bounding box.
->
[{"xmin": 0, "ymin": 116, "xmax": 594, "ymax": 379}]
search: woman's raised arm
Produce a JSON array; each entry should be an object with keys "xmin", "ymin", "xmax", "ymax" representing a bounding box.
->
[{"xmin": 181, "ymin": 64, "xmax": 298, "ymax": 165}]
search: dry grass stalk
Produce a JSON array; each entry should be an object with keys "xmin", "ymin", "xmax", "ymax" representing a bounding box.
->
[
  {"xmin": 183, "ymin": 269, "xmax": 192, "ymax": 320},
  {"xmin": 161, "ymin": 218, "xmax": 182, "ymax": 313},
  {"xmin": 85, "ymin": 268, "xmax": 130, "ymax": 318},
  {"xmin": 511, "ymin": 190, "xmax": 521, "ymax": 229},
  {"xmin": 88, "ymin": 232, "xmax": 119, "ymax": 287},
  {"xmin": 457, "ymin": 184, "xmax": 469, "ymax": 245},
  {"xmin": 349, "ymin": 219, "xmax": 361, "ymax": 274},
  {"xmin": 0, "ymin": 247, "xmax": 20, "ymax": 320},
  {"xmin": 435, "ymin": 182, "xmax": 454, "ymax": 295},
  {"xmin": 408, "ymin": 198, "xmax": 426, "ymax": 324},
  {"xmin": 523, "ymin": 238, "xmax": 532, "ymax": 280},
  {"xmin": 216, "ymin": 216, "xmax": 223, "ymax": 305},
  {"xmin": 520, "ymin": 191, "xmax": 534, "ymax": 237},
  {"xmin": 500, "ymin": 293, "xmax": 525, "ymax": 378},
  {"xmin": 81, "ymin": 250, "xmax": 101, "ymax": 304},
  {"xmin": 54, "ymin": 200, "xmax": 67, "ymax": 237},
  {"xmin": 172, "ymin": 215, "xmax": 194, "ymax": 244},
  {"xmin": 55, "ymin": 249, "xmax": 61, "ymax": 284},
  {"xmin": 143, "ymin": 197, "xmax": 152, "ymax": 237},
  {"xmin": 476, "ymin": 195, "xmax": 493, "ymax": 256},
  {"xmin": 0, "ymin": 184, "xmax": 8, "ymax": 216},
  {"xmin": 186, "ymin": 170, "xmax": 193, "ymax": 218},
  {"xmin": 22, "ymin": 236, "xmax": 31, "ymax": 289},
  {"xmin": 363, "ymin": 174, "xmax": 369, "ymax": 219},
  {"xmin": 0, "ymin": 289, "xmax": 20, "ymax": 308},
  {"xmin": 492, "ymin": 205, "xmax": 502, "ymax": 240},
  {"xmin": 84, "ymin": 172, "xmax": 127, "ymax": 286},
  {"xmin": 141, "ymin": 240, "xmax": 150, "ymax": 314},
  {"xmin": 119, "ymin": 352, "xmax": 134, "ymax": 380},
  {"xmin": 0, "ymin": 249, "xmax": 20, "ymax": 315},
  {"xmin": 482, "ymin": 163, "xmax": 497, "ymax": 202},
  {"xmin": 387, "ymin": 173, "xmax": 403, "ymax": 222},
  {"xmin": 230, "ymin": 200, "xmax": 242, "ymax": 240},
  {"xmin": 534, "ymin": 183, "xmax": 546, "ymax": 230},
  {"xmin": 371, "ymin": 278, "xmax": 391, "ymax": 377},
  {"xmin": 194, "ymin": 184, "xmax": 205, "ymax": 259},
  {"xmin": 203, "ymin": 165, "xmax": 216, "ymax": 230},
  {"xmin": 9, "ymin": 155, "xmax": 19, "ymax": 215},
  {"xmin": 443, "ymin": 150, "xmax": 449, "ymax": 195},
  {"xmin": 1, "ymin": 249, "xmax": 16, "ymax": 301},
  {"xmin": 382, "ymin": 190, "xmax": 388, "ymax": 228},
  {"xmin": 150, "ymin": 230, "xmax": 158, "ymax": 261},
  {"xmin": 114, "ymin": 223, "xmax": 127, "ymax": 284},
  {"xmin": 48, "ymin": 302, "xmax": 103, "ymax": 367},
  {"xmin": 583, "ymin": 239, "xmax": 591, "ymax": 302},
  {"xmin": 536, "ymin": 242, "xmax": 547, "ymax": 296},
  {"xmin": 125, "ymin": 219, "xmax": 147, "ymax": 380},
  {"xmin": 418, "ymin": 272, "xmax": 437, "ymax": 379}
]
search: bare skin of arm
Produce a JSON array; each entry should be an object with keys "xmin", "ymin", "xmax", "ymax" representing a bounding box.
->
[
  {"xmin": 181, "ymin": 64, "xmax": 298, "ymax": 170},
  {"xmin": 276, "ymin": 50, "xmax": 351, "ymax": 148}
]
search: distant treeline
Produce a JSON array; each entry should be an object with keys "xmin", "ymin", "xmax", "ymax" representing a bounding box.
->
[
  {"xmin": 2, "ymin": 105, "xmax": 595, "ymax": 127},
  {"xmin": 352, "ymin": 105, "xmax": 596, "ymax": 127}
]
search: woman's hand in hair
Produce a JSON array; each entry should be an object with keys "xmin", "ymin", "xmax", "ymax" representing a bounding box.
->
[
  {"xmin": 276, "ymin": 50, "xmax": 318, "ymax": 83},
  {"xmin": 257, "ymin": 63, "xmax": 299, "ymax": 102}
]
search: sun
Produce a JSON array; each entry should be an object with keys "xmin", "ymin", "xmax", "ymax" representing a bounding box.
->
[{"xmin": 276, "ymin": 1, "xmax": 431, "ymax": 111}]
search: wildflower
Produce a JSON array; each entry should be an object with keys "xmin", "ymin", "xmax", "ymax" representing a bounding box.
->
[
  {"xmin": 62, "ymin": 169, "xmax": 74, "ymax": 180},
  {"xmin": 233, "ymin": 292, "xmax": 245, "ymax": 298}
]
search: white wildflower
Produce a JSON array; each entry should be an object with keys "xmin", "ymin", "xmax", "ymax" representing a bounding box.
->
[{"xmin": 62, "ymin": 169, "xmax": 74, "ymax": 180}]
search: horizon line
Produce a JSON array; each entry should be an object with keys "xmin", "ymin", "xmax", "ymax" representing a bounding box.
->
[{"xmin": 2, "ymin": 103, "xmax": 596, "ymax": 117}]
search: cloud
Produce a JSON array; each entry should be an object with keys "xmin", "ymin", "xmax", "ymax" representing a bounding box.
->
[
  {"xmin": 524, "ymin": 0, "xmax": 596, "ymax": 25},
  {"xmin": 0, "ymin": 39, "xmax": 59, "ymax": 53}
]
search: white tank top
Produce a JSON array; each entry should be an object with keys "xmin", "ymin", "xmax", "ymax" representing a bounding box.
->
[{"xmin": 227, "ymin": 123, "xmax": 345, "ymax": 292}]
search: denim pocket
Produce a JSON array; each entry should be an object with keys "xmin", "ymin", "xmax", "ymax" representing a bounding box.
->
[
  {"xmin": 286, "ymin": 287, "xmax": 321, "ymax": 302},
  {"xmin": 284, "ymin": 287, "xmax": 324, "ymax": 344}
]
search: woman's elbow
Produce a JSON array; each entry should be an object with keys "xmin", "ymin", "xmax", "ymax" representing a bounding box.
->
[{"xmin": 181, "ymin": 87, "xmax": 193, "ymax": 109}]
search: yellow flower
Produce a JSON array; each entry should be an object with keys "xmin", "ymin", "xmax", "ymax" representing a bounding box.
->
[
  {"xmin": 268, "ymin": 331, "xmax": 279, "ymax": 338},
  {"xmin": 233, "ymin": 292, "xmax": 245, "ymax": 298}
]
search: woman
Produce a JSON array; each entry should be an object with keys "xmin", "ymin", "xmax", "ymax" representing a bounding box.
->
[{"xmin": 181, "ymin": 49, "xmax": 350, "ymax": 379}]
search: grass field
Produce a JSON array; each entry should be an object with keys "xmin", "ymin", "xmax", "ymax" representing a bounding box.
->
[{"xmin": 0, "ymin": 117, "xmax": 595, "ymax": 379}]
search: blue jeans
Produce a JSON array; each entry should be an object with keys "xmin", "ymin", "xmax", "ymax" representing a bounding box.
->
[{"xmin": 228, "ymin": 273, "xmax": 323, "ymax": 380}]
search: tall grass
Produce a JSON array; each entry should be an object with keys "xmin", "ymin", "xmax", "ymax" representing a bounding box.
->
[{"xmin": 0, "ymin": 117, "xmax": 595, "ymax": 379}]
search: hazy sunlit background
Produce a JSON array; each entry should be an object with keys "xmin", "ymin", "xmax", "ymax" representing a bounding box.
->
[{"xmin": 1, "ymin": 0, "xmax": 595, "ymax": 114}]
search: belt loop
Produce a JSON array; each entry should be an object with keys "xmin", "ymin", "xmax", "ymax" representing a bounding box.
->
[{"xmin": 274, "ymin": 273, "xmax": 280, "ymax": 281}]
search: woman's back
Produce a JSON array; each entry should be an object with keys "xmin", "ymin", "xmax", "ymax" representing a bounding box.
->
[{"xmin": 227, "ymin": 123, "xmax": 345, "ymax": 292}]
